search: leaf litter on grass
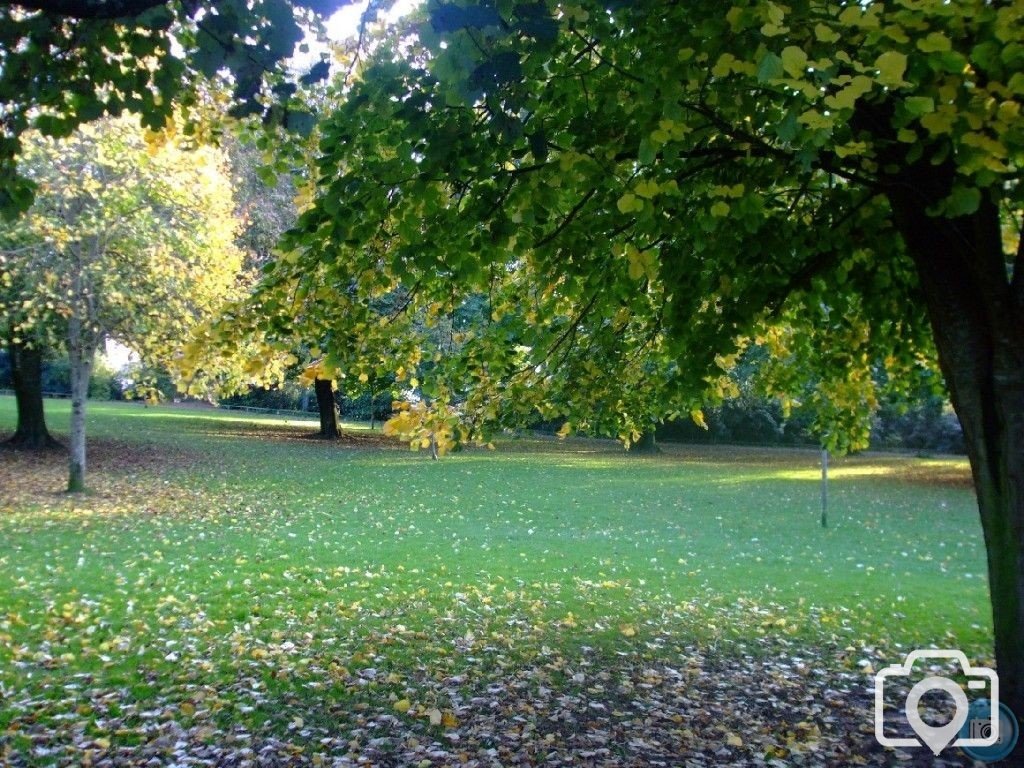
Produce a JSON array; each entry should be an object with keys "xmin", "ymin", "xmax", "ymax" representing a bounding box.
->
[{"xmin": 0, "ymin": 423, "xmax": 986, "ymax": 766}]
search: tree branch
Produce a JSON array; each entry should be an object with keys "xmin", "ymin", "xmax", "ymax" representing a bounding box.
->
[{"xmin": 534, "ymin": 188, "xmax": 597, "ymax": 249}]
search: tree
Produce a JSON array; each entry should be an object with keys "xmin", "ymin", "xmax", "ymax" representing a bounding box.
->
[
  {"xmin": 1, "ymin": 231, "xmax": 63, "ymax": 449},
  {"xmin": 274, "ymin": 0, "xmax": 1024, "ymax": 727},
  {"xmin": 0, "ymin": 0, "xmax": 352, "ymax": 219},
  {"xmin": 3, "ymin": 340, "xmax": 59, "ymax": 449},
  {"xmin": 1, "ymin": 118, "xmax": 245, "ymax": 490},
  {"xmin": 314, "ymin": 376, "xmax": 342, "ymax": 438}
]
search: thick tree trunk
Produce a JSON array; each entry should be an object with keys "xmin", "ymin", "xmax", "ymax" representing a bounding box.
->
[
  {"xmin": 628, "ymin": 428, "xmax": 660, "ymax": 454},
  {"xmin": 66, "ymin": 315, "xmax": 95, "ymax": 493},
  {"xmin": 886, "ymin": 172, "xmax": 1024, "ymax": 731},
  {"xmin": 4, "ymin": 339, "xmax": 59, "ymax": 450},
  {"xmin": 314, "ymin": 377, "xmax": 340, "ymax": 439}
]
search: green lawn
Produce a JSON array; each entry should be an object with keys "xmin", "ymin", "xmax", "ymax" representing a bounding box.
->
[{"xmin": 0, "ymin": 397, "xmax": 989, "ymax": 765}]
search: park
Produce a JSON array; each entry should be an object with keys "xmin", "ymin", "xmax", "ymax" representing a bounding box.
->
[
  {"xmin": 0, "ymin": 398, "xmax": 992, "ymax": 765},
  {"xmin": 1, "ymin": 0, "xmax": 1022, "ymax": 765}
]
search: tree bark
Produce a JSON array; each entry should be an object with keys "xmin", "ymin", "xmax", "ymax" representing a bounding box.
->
[
  {"xmin": 66, "ymin": 314, "xmax": 95, "ymax": 493},
  {"xmin": 628, "ymin": 428, "xmax": 660, "ymax": 454},
  {"xmin": 314, "ymin": 377, "xmax": 340, "ymax": 439},
  {"xmin": 885, "ymin": 169, "xmax": 1024, "ymax": 730},
  {"xmin": 4, "ymin": 339, "xmax": 60, "ymax": 450}
]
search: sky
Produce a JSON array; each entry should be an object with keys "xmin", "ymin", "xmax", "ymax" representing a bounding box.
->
[{"xmin": 324, "ymin": 0, "xmax": 422, "ymax": 42}]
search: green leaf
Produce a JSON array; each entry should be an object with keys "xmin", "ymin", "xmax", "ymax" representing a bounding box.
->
[
  {"xmin": 903, "ymin": 96, "xmax": 935, "ymax": 116},
  {"xmin": 756, "ymin": 52, "xmax": 784, "ymax": 83},
  {"xmin": 300, "ymin": 60, "xmax": 331, "ymax": 85},
  {"xmin": 944, "ymin": 186, "xmax": 981, "ymax": 216}
]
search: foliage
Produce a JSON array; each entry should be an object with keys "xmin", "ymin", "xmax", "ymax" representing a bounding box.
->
[
  {"xmin": 269, "ymin": 0, "xmax": 1024, "ymax": 453},
  {"xmin": 35, "ymin": 356, "xmax": 124, "ymax": 401},
  {"xmin": 872, "ymin": 396, "xmax": 965, "ymax": 455},
  {"xmin": 0, "ymin": 397, "xmax": 990, "ymax": 764},
  {"xmin": 0, "ymin": 118, "xmax": 245, "ymax": 375},
  {"xmin": 0, "ymin": 0, "xmax": 354, "ymax": 218},
  {"xmin": 221, "ymin": 382, "xmax": 394, "ymax": 422}
]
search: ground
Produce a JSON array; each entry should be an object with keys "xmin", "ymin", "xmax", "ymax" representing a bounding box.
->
[{"xmin": 0, "ymin": 398, "xmax": 993, "ymax": 766}]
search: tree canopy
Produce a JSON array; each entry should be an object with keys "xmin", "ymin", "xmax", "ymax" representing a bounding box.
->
[
  {"xmin": 265, "ymin": 0, "xmax": 1017, "ymax": 449},
  {"xmin": 0, "ymin": 0, "xmax": 355, "ymax": 218}
]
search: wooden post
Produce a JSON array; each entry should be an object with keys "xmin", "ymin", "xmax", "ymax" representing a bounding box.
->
[{"xmin": 820, "ymin": 448, "xmax": 829, "ymax": 528}]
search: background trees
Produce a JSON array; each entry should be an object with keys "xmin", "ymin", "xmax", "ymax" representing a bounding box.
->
[
  {"xmin": 269, "ymin": 0, "xmax": 1024, "ymax": 721},
  {"xmin": 0, "ymin": 118, "xmax": 245, "ymax": 490}
]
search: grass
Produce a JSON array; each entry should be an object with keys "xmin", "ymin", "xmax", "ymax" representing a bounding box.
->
[{"xmin": 0, "ymin": 396, "xmax": 991, "ymax": 764}]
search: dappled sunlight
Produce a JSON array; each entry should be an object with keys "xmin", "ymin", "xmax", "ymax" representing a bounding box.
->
[{"xmin": 767, "ymin": 459, "xmax": 972, "ymax": 488}]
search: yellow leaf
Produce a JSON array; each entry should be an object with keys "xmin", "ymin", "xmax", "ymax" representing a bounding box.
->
[
  {"xmin": 394, "ymin": 698, "xmax": 411, "ymax": 713},
  {"xmin": 358, "ymin": 372, "xmax": 369, "ymax": 383},
  {"xmin": 874, "ymin": 51, "xmax": 907, "ymax": 87},
  {"xmin": 616, "ymin": 193, "xmax": 643, "ymax": 214},
  {"xmin": 620, "ymin": 624, "xmax": 637, "ymax": 637},
  {"xmin": 94, "ymin": 737, "xmax": 111, "ymax": 749},
  {"xmin": 726, "ymin": 733, "xmax": 744, "ymax": 747},
  {"xmin": 690, "ymin": 408, "xmax": 708, "ymax": 430},
  {"xmin": 814, "ymin": 23, "xmax": 839, "ymax": 43},
  {"xmin": 824, "ymin": 76, "xmax": 873, "ymax": 110},
  {"xmin": 920, "ymin": 107, "xmax": 956, "ymax": 136},
  {"xmin": 442, "ymin": 710, "xmax": 459, "ymax": 728},
  {"xmin": 797, "ymin": 109, "xmax": 834, "ymax": 130},
  {"xmin": 634, "ymin": 179, "xmax": 661, "ymax": 199},
  {"xmin": 426, "ymin": 707, "xmax": 442, "ymax": 726},
  {"xmin": 917, "ymin": 31, "xmax": 951, "ymax": 53},
  {"xmin": 180, "ymin": 702, "xmax": 196, "ymax": 716},
  {"xmin": 712, "ymin": 53, "xmax": 736, "ymax": 77},
  {"xmin": 780, "ymin": 46, "xmax": 808, "ymax": 78}
]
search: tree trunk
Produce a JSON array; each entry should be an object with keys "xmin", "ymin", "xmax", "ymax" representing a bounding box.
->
[
  {"xmin": 4, "ymin": 339, "xmax": 59, "ymax": 450},
  {"xmin": 66, "ymin": 314, "xmax": 95, "ymax": 493},
  {"xmin": 628, "ymin": 428, "xmax": 660, "ymax": 454},
  {"xmin": 314, "ymin": 377, "xmax": 340, "ymax": 439},
  {"xmin": 886, "ymin": 171, "xmax": 1024, "ymax": 730}
]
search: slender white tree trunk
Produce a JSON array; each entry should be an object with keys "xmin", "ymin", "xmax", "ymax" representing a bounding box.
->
[{"xmin": 67, "ymin": 312, "xmax": 95, "ymax": 493}]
